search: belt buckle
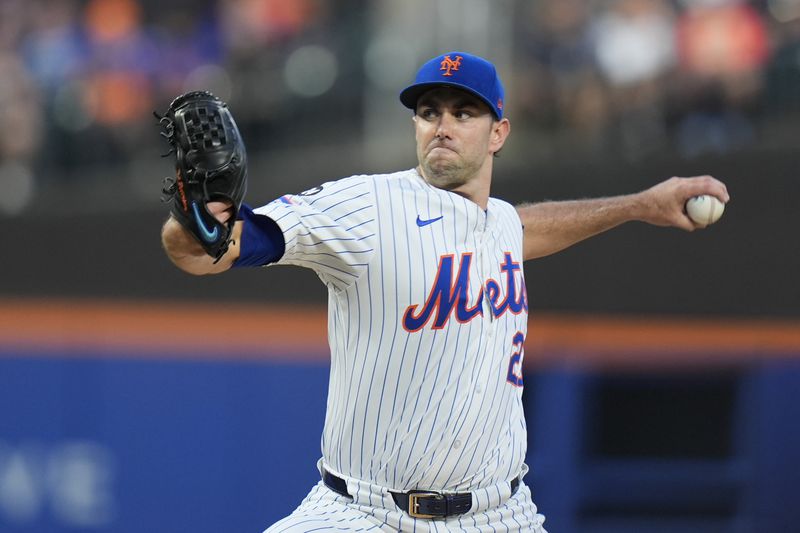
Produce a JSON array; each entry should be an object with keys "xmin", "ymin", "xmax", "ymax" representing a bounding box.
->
[{"xmin": 408, "ymin": 491, "xmax": 443, "ymax": 519}]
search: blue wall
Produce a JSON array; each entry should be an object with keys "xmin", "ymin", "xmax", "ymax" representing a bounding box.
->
[
  {"xmin": 0, "ymin": 350, "xmax": 328, "ymax": 532},
  {"xmin": 525, "ymin": 362, "xmax": 800, "ymax": 533},
  {"xmin": 1, "ymin": 349, "xmax": 799, "ymax": 532}
]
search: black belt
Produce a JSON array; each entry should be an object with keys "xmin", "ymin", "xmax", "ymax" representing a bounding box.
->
[{"xmin": 322, "ymin": 469, "xmax": 519, "ymax": 519}]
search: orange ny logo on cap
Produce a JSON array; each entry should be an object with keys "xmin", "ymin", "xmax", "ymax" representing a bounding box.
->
[{"xmin": 439, "ymin": 55, "xmax": 463, "ymax": 76}]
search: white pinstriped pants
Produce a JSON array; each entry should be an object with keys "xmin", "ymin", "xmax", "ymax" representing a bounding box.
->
[{"xmin": 263, "ymin": 480, "xmax": 547, "ymax": 532}]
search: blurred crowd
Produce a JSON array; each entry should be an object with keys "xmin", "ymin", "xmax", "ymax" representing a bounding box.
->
[
  {"xmin": 1, "ymin": 0, "xmax": 800, "ymax": 214},
  {"xmin": 514, "ymin": 0, "xmax": 800, "ymax": 159},
  {"xmin": 0, "ymin": 0, "xmax": 356, "ymax": 214}
]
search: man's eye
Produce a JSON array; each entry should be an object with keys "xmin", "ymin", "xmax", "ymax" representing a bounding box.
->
[
  {"xmin": 420, "ymin": 108, "xmax": 437, "ymax": 119},
  {"xmin": 456, "ymin": 111, "xmax": 472, "ymax": 119}
]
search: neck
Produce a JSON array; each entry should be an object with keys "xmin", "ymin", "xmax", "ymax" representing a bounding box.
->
[{"xmin": 448, "ymin": 178, "xmax": 490, "ymax": 210}]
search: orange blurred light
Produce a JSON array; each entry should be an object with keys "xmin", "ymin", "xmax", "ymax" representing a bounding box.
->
[
  {"xmin": 678, "ymin": 5, "xmax": 769, "ymax": 75},
  {"xmin": 84, "ymin": 0, "xmax": 142, "ymax": 43},
  {"xmin": 84, "ymin": 72, "xmax": 151, "ymax": 125}
]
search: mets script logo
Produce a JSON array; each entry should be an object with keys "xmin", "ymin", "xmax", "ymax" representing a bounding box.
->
[
  {"xmin": 403, "ymin": 252, "xmax": 527, "ymax": 332},
  {"xmin": 439, "ymin": 55, "xmax": 463, "ymax": 76}
]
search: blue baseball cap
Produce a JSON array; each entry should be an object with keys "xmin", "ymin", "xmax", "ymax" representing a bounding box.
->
[{"xmin": 400, "ymin": 51, "xmax": 505, "ymax": 119}]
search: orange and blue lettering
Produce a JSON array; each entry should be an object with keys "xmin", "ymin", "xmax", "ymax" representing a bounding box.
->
[
  {"xmin": 485, "ymin": 253, "xmax": 526, "ymax": 317},
  {"xmin": 403, "ymin": 253, "xmax": 483, "ymax": 332},
  {"xmin": 506, "ymin": 331, "xmax": 525, "ymax": 387},
  {"xmin": 403, "ymin": 252, "xmax": 527, "ymax": 331}
]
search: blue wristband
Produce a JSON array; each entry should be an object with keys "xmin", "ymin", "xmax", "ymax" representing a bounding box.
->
[{"xmin": 233, "ymin": 204, "xmax": 286, "ymax": 267}]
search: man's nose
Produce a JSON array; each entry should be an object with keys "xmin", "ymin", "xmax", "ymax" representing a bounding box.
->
[{"xmin": 434, "ymin": 113, "xmax": 455, "ymax": 138}]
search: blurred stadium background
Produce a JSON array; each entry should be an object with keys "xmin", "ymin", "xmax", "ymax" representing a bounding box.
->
[{"xmin": 0, "ymin": 0, "xmax": 798, "ymax": 531}]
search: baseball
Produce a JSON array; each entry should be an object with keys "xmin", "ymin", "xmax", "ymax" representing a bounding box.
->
[{"xmin": 686, "ymin": 195, "xmax": 725, "ymax": 226}]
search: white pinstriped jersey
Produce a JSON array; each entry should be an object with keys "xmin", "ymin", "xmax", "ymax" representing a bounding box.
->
[{"xmin": 256, "ymin": 168, "xmax": 528, "ymax": 492}]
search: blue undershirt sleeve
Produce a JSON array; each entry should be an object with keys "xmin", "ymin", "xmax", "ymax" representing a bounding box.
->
[{"xmin": 232, "ymin": 204, "xmax": 286, "ymax": 267}]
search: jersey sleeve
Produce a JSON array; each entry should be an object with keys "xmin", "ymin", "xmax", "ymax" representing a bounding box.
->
[{"xmin": 254, "ymin": 175, "xmax": 376, "ymax": 290}]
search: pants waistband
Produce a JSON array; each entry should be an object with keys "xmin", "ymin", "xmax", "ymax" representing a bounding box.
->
[{"xmin": 321, "ymin": 468, "xmax": 520, "ymax": 519}]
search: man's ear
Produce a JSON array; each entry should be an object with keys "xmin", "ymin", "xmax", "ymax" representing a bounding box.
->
[{"xmin": 490, "ymin": 118, "xmax": 511, "ymax": 153}]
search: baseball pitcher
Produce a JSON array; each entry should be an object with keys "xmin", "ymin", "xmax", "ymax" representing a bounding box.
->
[{"xmin": 158, "ymin": 52, "xmax": 729, "ymax": 532}]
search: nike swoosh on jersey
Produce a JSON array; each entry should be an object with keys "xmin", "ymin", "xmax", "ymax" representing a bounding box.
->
[
  {"xmin": 416, "ymin": 215, "xmax": 443, "ymax": 227},
  {"xmin": 191, "ymin": 201, "xmax": 220, "ymax": 242}
]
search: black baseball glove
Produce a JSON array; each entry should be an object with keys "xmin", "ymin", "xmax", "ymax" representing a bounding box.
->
[{"xmin": 156, "ymin": 91, "xmax": 247, "ymax": 262}]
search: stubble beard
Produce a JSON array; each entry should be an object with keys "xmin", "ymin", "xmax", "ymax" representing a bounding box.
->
[{"xmin": 419, "ymin": 149, "xmax": 480, "ymax": 191}]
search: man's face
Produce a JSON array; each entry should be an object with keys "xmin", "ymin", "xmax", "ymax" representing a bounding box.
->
[{"xmin": 413, "ymin": 87, "xmax": 504, "ymax": 190}]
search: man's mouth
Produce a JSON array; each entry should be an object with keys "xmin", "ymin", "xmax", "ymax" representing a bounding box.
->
[{"xmin": 429, "ymin": 144, "xmax": 456, "ymax": 154}]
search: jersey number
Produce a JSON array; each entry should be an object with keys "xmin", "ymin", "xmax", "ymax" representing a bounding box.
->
[{"xmin": 506, "ymin": 331, "xmax": 525, "ymax": 387}]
